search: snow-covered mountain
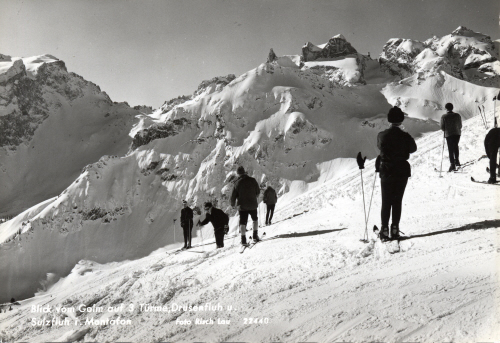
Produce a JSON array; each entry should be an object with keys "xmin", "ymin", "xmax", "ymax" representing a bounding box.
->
[
  {"xmin": 0, "ymin": 26, "xmax": 498, "ymax": 314},
  {"xmin": 0, "ymin": 100, "xmax": 498, "ymax": 343},
  {"xmin": 0, "ymin": 54, "xmax": 147, "ymax": 217},
  {"xmin": 380, "ymin": 26, "xmax": 499, "ymax": 87}
]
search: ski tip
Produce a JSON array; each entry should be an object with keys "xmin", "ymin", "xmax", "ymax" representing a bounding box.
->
[{"xmin": 471, "ymin": 177, "xmax": 475, "ymax": 182}]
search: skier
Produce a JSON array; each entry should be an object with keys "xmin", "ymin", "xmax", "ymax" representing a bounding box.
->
[
  {"xmin": 377, "ymin": 106, "xmax": 417, "ymax": 240},
  {"xmin": 230, "ymin": 166, "xmax": 261, "ymax": 245},
  {"xmin": 440, "ymin": 103, "xmax": 462, "ymax": 171},
  {"xmin": 263, "ymin": 183, "xmax": 277, "ymax": 226},
  {"xmin": 484, "ymin": 127, "xmax": 500, "ymax": 184},
  {"xmin": 180, "ymin": 200, "xmax": 193, "ymax": 249},
  {"xmin": 197, "ymin": 202, "xmax": 229, "ymax": 248}
]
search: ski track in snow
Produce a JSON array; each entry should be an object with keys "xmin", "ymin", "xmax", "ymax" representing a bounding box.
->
[{"xmin": 0, "ymin": 115, "xmax": 499, "ymax": 342}]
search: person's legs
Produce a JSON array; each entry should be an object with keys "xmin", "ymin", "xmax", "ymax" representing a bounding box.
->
[
  {"xmin": 446, "ymin": 136, "xmax": 455, "ymax": 170},
  {"xmin": 268, "ymin": 204, "xmax": 275, "ymax": 224},
  {"xmin": 265, "ymin": 204, "xmax": 271, "ymax": 225},
  {"xmin": 249, "ymin": 210, "xmax": 259, "ymax": 241},
  {"xmin": 182, "ymin": 225, "xmax": 188, "ymax": 248},
  {"xmin": 380, "ymin": 177, "xmax": 392, "ymax": 228},
  {"xmin": 239, "ymin": 211, "xmax": 249, "ymax": 244},
  {"xmin": 453, "ymin": 135, "xmax": 460, "ymax": 165},
  {"xmin": 187, "ymin": 222, "xmax": 193, "ymax": 248},
  {"xmin": 489, "ymin": 148, "xmax": 498, "ymax": 182},
  {"xmin": 389, "ymin": 177, "xmax": 409, "ymax": 232},
  {"xmin": 215, "ymin": 229, "xmax": 224, "ymax": 248}
]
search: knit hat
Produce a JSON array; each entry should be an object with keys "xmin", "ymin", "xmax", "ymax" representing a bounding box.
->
[
  {"xmin": 445, "ymin": 103, "xmax": 453, "ymax": 111},
  {"xmin": 204, "ymin": 202, "xmax": 213, "ymax": 210},
  {"xmin": 237, "ymin": 166, "xmax": 245, "ymax": 175},
  {"xmin": 388, "ymin": 106, "xmax": 404, "ymax": 123},
  {"xmin": 182, "ymin": 200, "xmax": 187, "ymax": 205}
]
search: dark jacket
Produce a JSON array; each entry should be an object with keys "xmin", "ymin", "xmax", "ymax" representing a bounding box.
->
[
  {"xmin": 440, "ymin": 112, "xmax": 462, "ymax": 137},
  {"xmin": 199, "ymin": 208, "xmax": 229, "ymax": 231},
  {"xmin": 377, "ymin": 126, "xmax": 417, "ymax": 178},
  {"xmin": 484, "ymin": 128, "xmax": 500, "ymax": 159},
  {"xmin": 180, "ymin": 207, "xmax": 193, "ymax": 228},
  {"xmin": 263, "ymin": 187, "xmax": 277, "ymax": 205},
  {"xmin": 230, "ymin": 174, "xmax": 260, "ymax": 211}
]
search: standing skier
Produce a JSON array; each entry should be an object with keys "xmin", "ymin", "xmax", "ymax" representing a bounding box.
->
[
  {"xmin": 263, "ymin": 183, "xmax": 277, "ymax": 226},
  {"xmin": 484, "ymin": 127, "xmax": 500, "ymax": 184},
  {"xmin": 197, "ymin": 202, "xmax": 229, "ymax": 248},
  {"xmin": 377, "ymin": 106, "xmax": 417, "ymax": 240},
  {"xmin": 440, "ymin": 103, "xmax": 462, "ymax": 171},
  {"xmin": 180, "ymin": 200, "xmax": 194, "ymax": 249},
  {"xmin": 230, "ymin": 166, "xmax": 261, "ymax": 245}
]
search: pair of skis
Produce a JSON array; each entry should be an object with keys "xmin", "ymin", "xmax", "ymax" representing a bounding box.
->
[
  {"xmin": 478, "ymin": 105, "xmax": 488, "ymax": 129},
  {"xmin": 239, "ymin": 232, "xmax": 267, "ymax": 253},
  {"xmin": 433, "ymin": 159, "xmax": 475, "ymax": 174}
]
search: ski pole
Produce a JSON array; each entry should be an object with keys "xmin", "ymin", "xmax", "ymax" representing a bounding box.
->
[
  {"xmin": 173, "ymin": 218, "xmax": 177, "ymax": 244},
  {"xmin": 439, "ymin": 133, "xmax": 445, "ymax": 178},
  {"xmin": 360, "ymin": 169, "xmax": 368, "ymax": 242},
  {"xmin": 364, "ymin": 171, "xmax": 377, "ymax": 235},
  {"xmin": 494, "ymin": 95, "xmax": 498, "ymax": 128},
  {"xmin": 356, "ymin": 152, "xmax": 368, "ymax": 242},
  {"xmin": 481, "ymin": 105, "xmax": 488, "ymax": 130}
]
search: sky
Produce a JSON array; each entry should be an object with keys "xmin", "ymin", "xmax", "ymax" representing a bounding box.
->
[{"xmin": 0, "ymin": 0, "xmax": 499, "ymax": 109}]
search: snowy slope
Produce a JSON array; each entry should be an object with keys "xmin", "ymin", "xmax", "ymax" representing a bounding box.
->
[
  {"xmin": 0, "ymin": 54, "xmax": 147, "ymax": 217},
  {"xmin": 0, "ymin": 112, "xmax": 498, "ymax": 343}
]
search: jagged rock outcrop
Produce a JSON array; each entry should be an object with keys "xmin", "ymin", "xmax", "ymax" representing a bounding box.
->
[
  {"xmin": 267, "ymin": 48, "xmax": 278, "ymax": 63},
  {"xmin": 302, "ymin": 34, "xmax": 357, "ymax": 62},
  {"xmin": 194, "ymin": 74, "xmax": 236, "ymax": 97}
]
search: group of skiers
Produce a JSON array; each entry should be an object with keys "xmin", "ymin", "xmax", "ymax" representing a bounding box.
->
[
  {"xmin": 178, "ymin": 166, "xmax": 278, "ymax": 249},
  {"xmin": 178, "ymin": 100, "xmax": 500, "ymax": 247}
]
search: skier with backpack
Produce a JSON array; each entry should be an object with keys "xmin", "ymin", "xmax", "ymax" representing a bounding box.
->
[
  {"xmin": 377, "ymin": 106, "xmax": 417, "ymax": 240},
  {"xmin": 180, "ymin": 200, "xmax": 193, "ymax": 249},
  {"xmin": 440, "ymin": 103, "xmax": 462, "ymax": 171},
  {"xmin": 263, "ymin": 183, "xmax": 278, "ymax": 226},
  {"xmin": 230, "ymin": 166, "xmax": 261, "ymax": 246},
  {"xmin": 197, "ymin": 202, "xmax": 229, "ymax": 248}
]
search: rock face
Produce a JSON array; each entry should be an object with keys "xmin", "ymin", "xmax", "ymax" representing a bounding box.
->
[
  {"xmin": 302, "ymin": 35, "xmax": 358, "ymax": 62},
  {"xmin": 379, "ymin": 26, "xmax": 499, "ymax": 87},
  {"xmin": 0, "ymin": 54, "xmax": 142, "ymax": 216}
]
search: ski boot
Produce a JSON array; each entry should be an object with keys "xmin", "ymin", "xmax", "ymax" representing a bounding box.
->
[
  {"xmin": 488, "ymin": 177, "xmax": 497, "ymax": 184},
  {"xmin": 252, "ymin": 221, "xmax": 260, "ymax": 243},
  {"xmin": 379, "ymin": 225, "xmax": 390, "ymax": 242},
  {"xmin": 390, "ymin": 224, "xmax": 400, "ymax": 240},
  {"xmin": 448, "ymin": 164, "xmax": 456, "ymax": 172},
  {"xmin": 455, "ymin": 159, "xmax": 461, "ymax": 167}
]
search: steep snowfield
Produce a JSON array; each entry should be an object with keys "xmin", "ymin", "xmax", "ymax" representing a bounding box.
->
[
  {"xmin": 0, "ymin": 54, "xmax": 145, "ymax": 217},
  {"xmin": 0, "ymin": 113, "xmax": 498, "ymax": 343},
  {"xmin": 0, "ymin": 58, "xmax": 442, "ymax": 303},
  {"xmin": 382, "ymin": 71, "xmax": 498, "ymax": 121}
]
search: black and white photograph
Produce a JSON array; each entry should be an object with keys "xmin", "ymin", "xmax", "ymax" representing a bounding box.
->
[{"xmin": 0, "ymin": 0, "xmax": 499, "ymax": 342}]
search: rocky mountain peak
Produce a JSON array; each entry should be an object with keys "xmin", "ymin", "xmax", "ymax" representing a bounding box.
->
[
  {"xmin": 302, "ymin": 35, "xmax": 357, "ymax": 62},
  {"xmin": 451, "ymin": 26, "xmax": 476, "ymax": 37}
]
